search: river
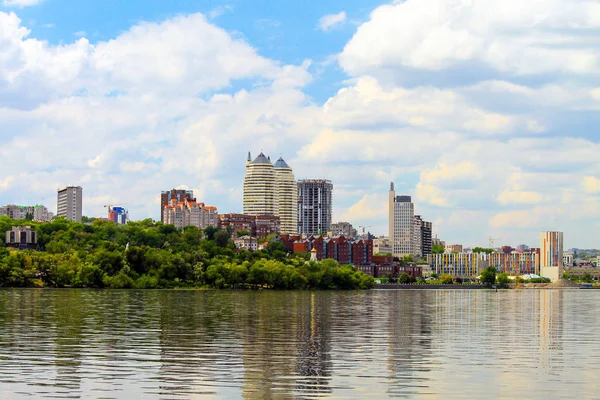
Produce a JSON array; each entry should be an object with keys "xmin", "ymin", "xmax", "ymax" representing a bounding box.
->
[{"xmin": 0, "ymin": 289, "xmax": 598, "ymax": 399}]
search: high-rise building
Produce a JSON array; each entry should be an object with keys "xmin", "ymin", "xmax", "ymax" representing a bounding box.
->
[
  {"xmin": 388, "ymin": 182, "xmax": 414, "ymax": 257},
  {"xmin": 297, "ymin": 179, "xmax": 333, "ymax": 235},
  {"xmin": 273, "ymin": 157, "xmax": 298, "ymax": 235},
  {"xmin": 540, "ymin": 231, "xmax": 563, "ymax": 282},
  {"xmin": 161, "ymin": 189, "xmax": 195, "ymax": 222},
  {"xmin": 243, "ymin": 152, "xmax": 277, "ymax": 215},
  {"xmin": 413, "ymin": 215, "xmax": 432, "ymax": 257},
  {"xmin": 57, "ymin": 186, "xmax": 82, "ymax": 223}
]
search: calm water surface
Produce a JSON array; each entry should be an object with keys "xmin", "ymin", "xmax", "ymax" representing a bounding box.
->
[{"xmin": 0, "ymin": 289, "xmax": 598, "ymax": 399}]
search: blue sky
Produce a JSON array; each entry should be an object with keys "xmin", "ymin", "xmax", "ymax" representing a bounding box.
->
[{"xmin": 0, "ymin": 0, "xmax": 599, "ymax": 248}]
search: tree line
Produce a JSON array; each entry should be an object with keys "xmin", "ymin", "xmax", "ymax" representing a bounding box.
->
[{"xmin": 0, "ymin": 217, "xmax": 374, "ymax": 290}]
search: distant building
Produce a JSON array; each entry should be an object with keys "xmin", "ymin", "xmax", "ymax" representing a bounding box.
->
[
  {"xmin": 517, "ymin": 244, "xmax": 530, "ymax": 252},
  {"xmin": 57, "ymin": 186, "xmax": 82, "ymax": 223},
  {"xmin": 5, "ymin": 226, "xmax": 37, "ymax": 250},
  {"xmin": 485, "ymin": 251, "xmax": 539, "ymax": 275},
  {"xmin": 108, "ymin": 206, "xmax": 128, "ymax": 225},
  {"xmin": 291, "ymin": 235, "xmax": 372, "ymax": 265},
  {"xmin": 445, "ymin": 244, "xmax": 463, "ymax": 253},
  {"xmin": 0, "ymin": 205, "xmax": 26, "ymax": 220},
  {"xmin": 373, "ymin": 236, "xmax": 392, "ymax": 255},
  {"xmin": 163, "ymin": 199, "xmax": 219, "ymax": 230},
  {"xmin": 427, "ymin": 253, "xmax": 487, "ymax": 278},
  {"xmin": 540, "ymin": 231, "xmax": 563, "ymax": 282},
  {"xmin": 161, "ymin": 189, "xmax": 195, "ymax": 222},
  {"xmin": 297, "ymin": 179, "xmax": 333, "ymax": 235},
  {"xmin": 330, "ymin": 222, "xmax": 357, "ymax": 238},
  {"xmin": 220, "ymin": 213, "xmax": 280, "ymax": 238},
  {"xmin": 413, "ymin": 215, "xmax": 432, "ymax": 257},
  {"xmin": 562, "ymin": 251, "xmax": 574, "ymax": 268},
  {"xmin": 32, "ymin": 205, "xmax": 53, "ymax": 222},
  {"xmin": 388, "ymin": 183, "xmax": 415, "ymax": 257},
  {"xmin": 273, "ymin": 157, "xmax": 298, "ymax": 235},
  {"xmin": 234, "ymin": 236, "xmax": 258, "ymax": 251},
  {"xmin": 432, "ymin": 237, "xmax": 446, "ymax": 248}
]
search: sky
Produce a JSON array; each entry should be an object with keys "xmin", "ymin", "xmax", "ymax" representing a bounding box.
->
[{"xmin": 0, "ymin": 0, "xmax": 599, "ymax": 248}]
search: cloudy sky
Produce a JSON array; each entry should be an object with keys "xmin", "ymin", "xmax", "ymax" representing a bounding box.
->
[{"xmin": 1, "ymin": 0, "xmax": 599, "ymax": 248}]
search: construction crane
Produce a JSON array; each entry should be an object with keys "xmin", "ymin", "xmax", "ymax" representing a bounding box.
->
[
  {"xmin": 488, "ymin": 237, "xmax": 501, "ymax": 249},
  {"xmin": 358, "ymin": 225, "xmax": 372, "ymax": 238}
]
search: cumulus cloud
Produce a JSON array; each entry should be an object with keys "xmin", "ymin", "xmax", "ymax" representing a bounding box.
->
[
  {"xmin": 2, "ymin": 0, "xmax": 41, "ymax": 7},
  {"xmin": 318, "ymin": 11, "xmax": 347, "ymax": 31},
  {"xmin": 339, "ymin": 0, "xmax": 600, "ymax": 79}
]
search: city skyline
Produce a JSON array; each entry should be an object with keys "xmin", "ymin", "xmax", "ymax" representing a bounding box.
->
[{"xmin": 0, "ymin": 0, "xmax": 598, "ymax": 247}]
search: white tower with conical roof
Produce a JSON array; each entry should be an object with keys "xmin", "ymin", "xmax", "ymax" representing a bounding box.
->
[
  {"xmin": 274, "ymin": 157, "xmax": 298, "ymax": 235},
  {"xmin": 243, "ymin": 152, "xmax": 276, "ymax": 216}
]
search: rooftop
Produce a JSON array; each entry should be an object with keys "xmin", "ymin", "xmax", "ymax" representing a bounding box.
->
[
  {"xmin": 274, "ymin": 157, "xmax": 291, "ymax": 169},
  {"xmin": 252, "ymin": 152, "xmax": 272, "ymax": 164}
]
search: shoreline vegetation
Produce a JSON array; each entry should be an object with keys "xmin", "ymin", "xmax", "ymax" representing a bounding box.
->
[{"xmin": 0, "ymin": 217, "xmax": 374, "ymax": 290}]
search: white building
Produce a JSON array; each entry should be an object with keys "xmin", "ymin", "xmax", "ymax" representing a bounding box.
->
[
  {"xmin": 331, "ymin": 222, "xmax": 357, "ymax": 238},
  {"xmin": 274, "ymin": 157, "xmax": 298, "ymax": 235},
  {"xmin": 563, "ymin": 251, "xmax": 574, "ymax": 268},
  {"xmin": 234, "ymin": 235, "xmax": 258, "ymax": 251},
  {"xmin": 388, "ymin": 182, "xmax": 415, "ymax": 257},
  {"xmin": 57, "ymin": 186, "xmax": 83, "ymax": 223},
  {"xmin": 243, "ymin": 152, "xmax": 277, "ymax": 216}
]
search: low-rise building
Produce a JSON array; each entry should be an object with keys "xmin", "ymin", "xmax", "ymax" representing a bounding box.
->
[
  {"xmin": 330, "ymin": 222, "xmax": 357, "ymax": 238},
  {"xmin": 163, "ymin": 199, "xmax": 219, "ymax": 230},
  {"xmin": 5, "ymin": 226, "xmax": 37, "ymax": 249},
  {"xmin": 220, "ymin": 213, "xmax": 280, "ymax": 239},
  {"xmin": 234, "ymin": 236, "xmax": 258, "ymax": 251},
  {"xmin": 485, "ymin": 251, "xmax": 539, "ymax": 275},
  {"xmin": 563, "ymin": 251, "xmax": 574, "ymax": 268},
  {"xmin": 427, "ymin": 253, "xmax": 487, "ymax": 277},
  {"xmin": 291, "ymin": 235, "xmax": 373, "ymax": 265},
  {"xmin": 373, "ymin": 236, "xmax": 392, "ymax": 255},
  {"xmin": 445, "ymin": 244, "xmax": 463, "ymax": 253}
]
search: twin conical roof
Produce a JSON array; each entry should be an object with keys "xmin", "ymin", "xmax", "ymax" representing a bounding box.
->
[
  {"xmin": 274, "ymin": 157, "xmax": 291, "ymax": 169},
  {"xmin": 252, "ymin": 152, "xmax": 271, "ymax": 164}
]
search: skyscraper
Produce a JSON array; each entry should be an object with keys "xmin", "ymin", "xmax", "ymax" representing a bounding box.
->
[
  {"xmin": 274, "ymin": 157, "xmax": 298, "ymax": 234},
  {"xmin": 540, "ymin": 231, "xmax": 563, "ymax": 282},
  {"xmin": 297, "ymin": 179, "xmax": 333, "ymax": 235},
  {"xmin": 243, "ymin": 152, "xmax": 276, "ymax": 216},
  {"xmin": 388, "ymin": 182, "xmax": 414, "ymax": 257},
  {"xmin": 57, "ymin": 186, "xmax": 82, "ymax": 223},
  {"xmin": 413, "ymin": 215, "xmax": 432, "ymax": 257}
]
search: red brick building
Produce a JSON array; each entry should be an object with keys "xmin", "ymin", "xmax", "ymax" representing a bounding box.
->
[{"xmin": 219, "ymin": 213, "xmax": 280, "ymax": 238}]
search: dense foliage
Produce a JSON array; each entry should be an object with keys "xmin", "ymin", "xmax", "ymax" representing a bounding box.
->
[{"xmin": 0, "ymin": 217, "xmax": 374, "ymax": 290}]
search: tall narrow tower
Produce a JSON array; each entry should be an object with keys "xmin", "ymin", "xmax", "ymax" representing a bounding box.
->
[
  {"xmin": 274, "ymin": 157, "xmax": 298, "ymax": 235},
  {"xmin": 297, "ymin": 179, "xmax": 333, "ymax": 235},
  {"xmin": 243, "ymin": 152, "xmax": 276, "ymax": 215},
  {"xmin": 388, "ymin": 182, "xmax": 414, "ymax": 257},
  {"xmin": 540, "ymin": 231, "xmax": 563, "ymax": 282}
]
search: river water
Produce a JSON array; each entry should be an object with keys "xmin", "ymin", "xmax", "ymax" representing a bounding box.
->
[{"xmin": 0, "ymin": 289, "xmax": 598, "ymax": 399}]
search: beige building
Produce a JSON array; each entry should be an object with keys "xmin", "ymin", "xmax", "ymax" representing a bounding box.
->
[
  {"xmin": 243, "ymin": 152, "xmax": 298, "ymax": 235},
  {"xmin": 57, "ymin": 186, "xmax": 82, "ymax": 223},
  {"xmin": 373, "ymin": 236, "xmax": 392, "ymax": 255},
  {"xmin": 234, "ymin": 235, "xmax": 258, "ymax": 251},
  {"xmin": 388, "ymin": 182, "xmax": 415, "ymax": 257},
  {"xmin": 274, "ymin": 157, "xmax": 298, "ymax": 235},
  {"xmin": 163, "ymin": 199, "xmax": 219, "ymax": 230},
  {"xmin": 243, "ymin": 152, "xmax": 277, "ymax": 215}
]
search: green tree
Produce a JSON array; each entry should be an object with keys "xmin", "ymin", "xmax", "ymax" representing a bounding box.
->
[
  {"xmin": 497, "ymin": 272, "xmax": 510, "ymax": 287},
  {"xmin": 214, "ymin": 230, "xmax": 231, "ymax": 248},
  {"xmin": 398, "ymin": 272, "xmax": 412, "ymax": 284},
  {"xmin": 236, "ymin": 229, "xmax": 250, "ymax": 237},
  {"xmin": 440, "ymin": 274, "xmax": 453, "ymax": 284},
  {"xmin": 480, "ymin": 266, "xmax": 497, "ymax": 286},
  {"xmin": 431, "ymin": 244, "xmax": 445, "ymax": 254}
]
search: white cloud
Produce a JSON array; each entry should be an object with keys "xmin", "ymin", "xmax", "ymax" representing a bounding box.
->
[
  {"xmin": 208, "ymin": 5, "xmax": 233, "ymax": 19},
  {"xmin": 318, "ymin": 11, "xmax": 347, "ymax": 31},
  {"xmin": 339, "ymin": 0, "xmax": 600, "ymax": 78},
  {"xmin": 583, "ymin": 176, "xmax": 600, "ymax": 193},
  {"xmin": 2, "ymin": 0, "xmax": 41, "ymax": 7}
]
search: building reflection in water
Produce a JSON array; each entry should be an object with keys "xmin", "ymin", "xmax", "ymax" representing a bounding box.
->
[{"xmin": 294, "ymin": 292, "xmax": 332, "ymax": 397}]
